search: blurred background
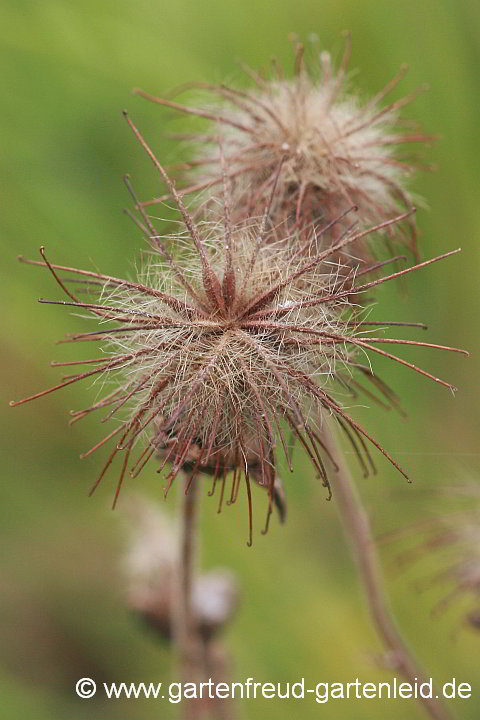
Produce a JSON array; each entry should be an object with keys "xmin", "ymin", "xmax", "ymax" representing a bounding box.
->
[{"xmin": 1, "ymin": 0, "xmax": 479, "ymax": 718}]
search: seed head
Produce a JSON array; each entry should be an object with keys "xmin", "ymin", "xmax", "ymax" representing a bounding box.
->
[
  {"xmin": 391, "ymin": 484, "xmax": 480, "ymax": 632},
  {"xmin": 135, "ymin": 36, "xmax": 433, "ymax": 259},
  {"xmin": 122, "ymin": 495, "xmax": 240, "ymax": 639},
  {"xmin": 11, "ymin": 116, "xmax": 464, "ymax": 544}
]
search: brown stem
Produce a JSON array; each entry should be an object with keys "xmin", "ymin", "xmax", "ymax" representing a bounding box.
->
[
  {"xmin": 323, "ymin": 421, "xmax": 454, "ymax": 720},
  {"xmin": 174, "ymin": 474, "xmax": 237, "ymax": 720},
  {"xmin": 175, "ymin": 473, "xmax": 202, "ymax": 719}
]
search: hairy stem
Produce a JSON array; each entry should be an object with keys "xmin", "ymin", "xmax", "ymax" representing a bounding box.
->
[{"xmin": 323, "ymin": 422, "xmax": 454, "ymax": 720}]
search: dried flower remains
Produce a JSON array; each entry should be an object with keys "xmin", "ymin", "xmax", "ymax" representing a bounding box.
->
[{"xmin": 11, "ymin": 114, "xmax": 465, "ymax": 545}]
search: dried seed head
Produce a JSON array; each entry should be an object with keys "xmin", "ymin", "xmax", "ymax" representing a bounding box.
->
[
  {"xmin": 122, "ymin": 494, "xmax": 240, "ymax": 639},
  {"xmin": 135, "ymin": 37, "xmax": 433, "ymax": 259},
  {"xmin": 11, "ymin": 117, "xmax": 464, "ymax": 544},
  {"xmin": 391, "ymin": 484, "xmax": 480, "ymax": 632}
]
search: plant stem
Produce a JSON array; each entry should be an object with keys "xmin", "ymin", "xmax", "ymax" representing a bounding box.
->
[
  {"xmin": 176, "ymin": 473, "xmax": 202, "ymax": 718},
  {"xmin": 175, "ymin": 473, "xmax": 236, "ymax": 720},
  {"xmin": 323, "ymin": 421, "xmax": 454, "ymax": 720}
]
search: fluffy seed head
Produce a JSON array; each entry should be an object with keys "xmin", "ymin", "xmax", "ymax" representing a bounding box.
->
[
  {"xmin": 11, "ymin": 116, "xmax": 464, "ymax": 544},
  {"xmin": 135, "ymin": 37, "xmax": 432, "ymax": 259}
]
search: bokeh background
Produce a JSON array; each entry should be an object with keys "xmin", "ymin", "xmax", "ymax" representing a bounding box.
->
[{"xmin": 1, "ymin": 0, "xmax": 479, "ymax": 718}]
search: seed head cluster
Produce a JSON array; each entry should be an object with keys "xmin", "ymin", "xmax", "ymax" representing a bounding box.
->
[{"xmin": 12, "ymin": 40, "xmax": 465, "ymax": 543}]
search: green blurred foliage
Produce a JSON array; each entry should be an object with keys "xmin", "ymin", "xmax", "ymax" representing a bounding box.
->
[{"xmin": 1, "ymin": 0, "xmax": 479, "ymax": 718}]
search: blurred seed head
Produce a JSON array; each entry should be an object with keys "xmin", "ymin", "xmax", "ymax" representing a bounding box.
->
[
  {"xmin": 390, "ymin": 483, "xmax": 480, "ymax": 633},
  {"xmin": 136, "ymin": 35, "xmax": 433, "ymax": 260},
  {"xmin": 122, "ymin": 495, "xmax": 240, "ymax": 640}
]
